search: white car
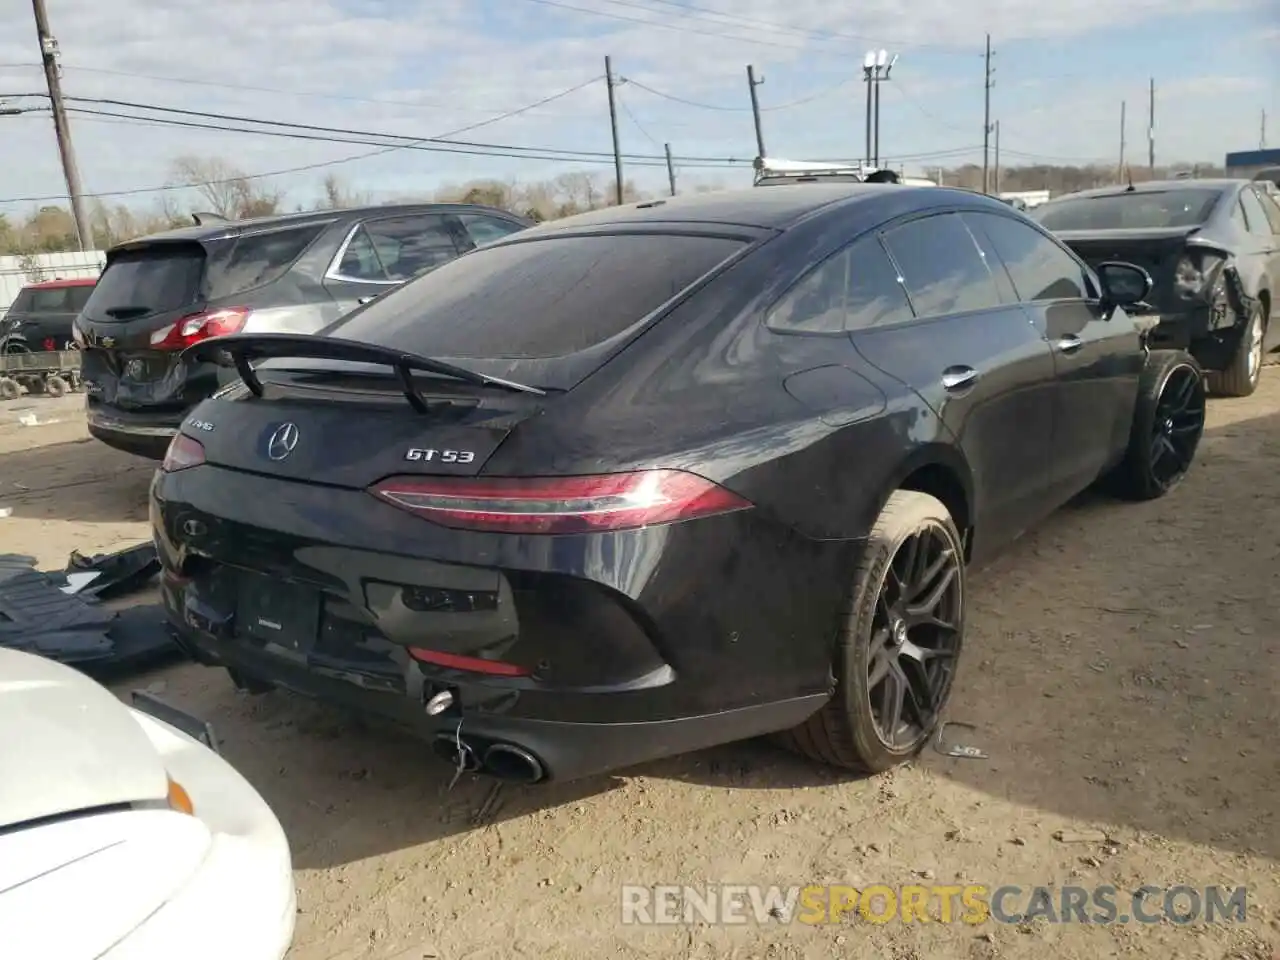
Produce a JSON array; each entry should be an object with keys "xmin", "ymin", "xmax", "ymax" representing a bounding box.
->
[{"xmin": 0, "ymin": 648, "xmax": 295, "ymax": 959}]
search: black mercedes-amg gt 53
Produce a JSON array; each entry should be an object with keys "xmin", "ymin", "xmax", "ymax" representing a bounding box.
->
[{"xmin": 151, "ymin": 185, "xmax": 1207, "ymax": 784}]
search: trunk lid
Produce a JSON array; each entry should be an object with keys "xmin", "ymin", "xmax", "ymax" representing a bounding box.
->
[
  {"xmin": 185, "ymin": 368, "xmax": 545, "ymax": 488},
  {"xmin": 78, "ymin": 240, "xmax": 223, "ymax": 411}
]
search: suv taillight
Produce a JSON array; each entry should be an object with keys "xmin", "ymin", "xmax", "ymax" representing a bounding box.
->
[
  {"xmin": 150, "ymin": 307, "xmax": 250, "ymax": 351},
  {"xmin": 368, "ymin": 470, "xmax": 752, "ymax": 534}
]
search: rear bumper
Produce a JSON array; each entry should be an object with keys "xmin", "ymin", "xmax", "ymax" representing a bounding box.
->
[
  {"xmin": 1145, "ymin": 301, "xmax": 1240, "ymax": 369},
  {"xmin": 86, "ymin": 402, "xmax": 183, "ymax": 460},
  {"xmin": 151, "ymin": 464, "xmax": 852, "ymax": 781}
]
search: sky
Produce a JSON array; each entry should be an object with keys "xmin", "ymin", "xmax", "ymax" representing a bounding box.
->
[{"xmin": 0, "ymin": 0, "xmax": 1277, "ymax": 217}]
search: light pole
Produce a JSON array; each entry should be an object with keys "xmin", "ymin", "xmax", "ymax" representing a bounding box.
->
[{"xmin": 864, "ymin": 49, "xmax": 897, "ymax": 170}]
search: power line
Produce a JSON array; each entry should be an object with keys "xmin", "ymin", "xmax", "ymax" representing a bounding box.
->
[
  {"xmin": 616, "ymin": 90, "xmax": 662, "ymax": 148},
  {"xmin": 624, "ymin": 76, "xmax": 852, "ymax": 113},
  {"xmin": 0, "ymin": 78, "xmax": 624, "ymax": 204}
]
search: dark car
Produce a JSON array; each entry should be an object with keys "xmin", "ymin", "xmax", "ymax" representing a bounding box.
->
[
  {"xmin": 150, "ymin": 186, "xmax": 1206, "ymax": 784},
  {"xmin": 1, "ymin": 277, "xmax": 96, "ymax": 353},
  {"xmin": 75, "ymin": 203, "xmax": 532, "ymax": 458},
  {"xmin": 1032, "ymin": 179, "xmax": 1280, "ymax": 397}
]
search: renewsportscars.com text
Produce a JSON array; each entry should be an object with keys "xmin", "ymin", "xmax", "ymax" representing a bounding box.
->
[{"xmin": 620, "ymin": 884, "xmax": 1249, "ymax": 926}]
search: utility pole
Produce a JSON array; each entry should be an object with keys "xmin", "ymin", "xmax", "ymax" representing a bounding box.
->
[
  {"xmin": 604, "ymin": 56, "xmax": 624, "ymax": 206},
  {"xmin": 982, "ymin": 34, "xmax": 995, "ymax": 195},
  {"xmin": 993, "ymin": 121, "xmax": 1001, "ymax": 194},
  {"xmin": 1147, "ymin": 77, "xmax": 1155, "ymax": 177},
  {"xmin": 664, "ymin": 143, "xmax": 676, "ymax": 196},
  {"xmin": 746, "ymin": 65, "xmax": 766, "ymax": 159},
  {"xmin": 1118, "ymin": 100, "xmax": 1126, "ymax": 181},
  {"xmin": 863, "ymin": 54, "xmax": 874, "ymax": 166},
  {"xmin": 1262, "ymin": 109, "xmax": 1268, "ymax": 149},
  {"xmin": 32, "ymin": 0, "xmax": 89, "ymax": 251}
]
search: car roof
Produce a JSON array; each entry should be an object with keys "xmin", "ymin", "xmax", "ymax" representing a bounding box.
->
[
  {"xmin": 1045, "ymin": 180, "xmax": 1242, "ymax": 203},
  {"xmin": 516, "ymin": 184, "xmax": 918, "ymax": 234},
  {"xmin": 21, "ymin": 277, "xmax": 96, "ymax": 289},
  {"xmin": 114, "ymin": 202, "xmax": 525, "ymax": 250}
]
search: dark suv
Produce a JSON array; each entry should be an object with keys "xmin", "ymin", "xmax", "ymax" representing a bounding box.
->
[
  {"xmin": 2, "ymin": 278, "xmax": 96, "ymax": 353},
  {"xmin": 77, "ymin": 203, "xmax": 531, "ymax": 458}
]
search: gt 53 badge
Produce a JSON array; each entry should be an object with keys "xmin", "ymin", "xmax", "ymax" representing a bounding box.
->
[{"xmin": 405, "ymin": 448, "xmax": 476, "ymax": 463}]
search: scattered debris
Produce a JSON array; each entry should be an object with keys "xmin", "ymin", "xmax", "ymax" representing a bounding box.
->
[
  {"xmin": 1052, "ymin": 828, "xmax": 1109, "ymax": 844},
  {"xmin": 0, "ymin": 543, "xmax": 176, "ymax": 670},
  {"xmin": 932, "ymin": 721, "xmax": 989, "ymax": 760}
]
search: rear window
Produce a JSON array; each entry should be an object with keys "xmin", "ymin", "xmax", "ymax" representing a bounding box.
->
[
  {"xmin": 1034, "ymin": 189, "xmax": 1223, "ymax": 231},
  {"xmin": 10, "ymin": 284, "xmax": 93, "ymax": 313},
  {"xmin": 205, "ymin": 224, "xmax": 326, "ymax": 299},
  {"xmin": 328, "ymin": 233, "xmax": 747, "ymax": 359},
  {"xmin": 85, "ymin": 246, "xmax": 205, "ymax": 319}
]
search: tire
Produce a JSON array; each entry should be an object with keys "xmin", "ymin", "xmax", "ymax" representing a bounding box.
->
[
  {"xmin": 44, "ymin": 376, "xmax": 67, "ymax": 398},
  {"xmin": 0, "ymin": 378, "xmax": 19, "ymax": 401},
  {"xmin": 1107, "ymin": 350, "xmax": 1206, "ymax": 501},
  {"xmin": 779, "ymin": 490, "xmax": 966, "ymax": 774},
  {"xmin": 1206, "ymin": 303, "xmax": 1264, "ymax": 397},
  {"xmin": 0, "ymin": 335, "xmax": 30, "ymax": 356}
]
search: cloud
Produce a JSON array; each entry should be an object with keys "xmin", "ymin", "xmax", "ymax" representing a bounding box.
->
[{"xmin": 0, "ymin": 0, "xmax": 1273, "ymax": 214}]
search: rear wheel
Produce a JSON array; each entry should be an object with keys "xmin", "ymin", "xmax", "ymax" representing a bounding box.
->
[
  {"xmin": 44, "ymin": 375, "xmax": 68, "ymax": 398},
  {"xmin": 0, "ymin": 378, "xmax": 19, "ymax": 401},
  {"xmin": 1206, "ymin": 303, "xmax": 1264, "ymax": 397},
  {"xmin": 1108, "ymin": 350, "xmax": 1205, "ymax": 501},
  {"xmin": 780, "ymin": 490, "xmax": 965, "ymax": 773}
]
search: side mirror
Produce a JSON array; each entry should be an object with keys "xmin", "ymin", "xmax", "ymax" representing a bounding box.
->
[{"xmin": 1095, "ymin": 261, "xmax": 1153, "ymax": 307}]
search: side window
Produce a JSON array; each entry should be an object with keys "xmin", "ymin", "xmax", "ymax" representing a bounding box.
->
[
  {"xmin": 881, "ymin": 213, "xmax": 1002, "ymax": 317},
  {"xmin": 28, "ymin": 287, "xmax": 70, "ymax": 311},
  {"xmin": 1251, "ymin": 188, "xmax": 1280, "ymax": 235},
  {"xmin": 362, "ymin": 215, "xmax": 463, "ymax": 281},
  {"xmin": 334, "ymin": 226, "xmax": 390, "ymax": 281},
  {"xmin": 458, "ymin": 214, "xmax": 525, "ymax": 248},
  {"xmin": 206, "ymin": 223, "xmax": 326, "ymax": 299},
  {"xmin": 1239, "ymin": 188, "xmax": 1273, "ymax": 238},
  {"xmin": 968, "ymin": 212, "xmax": 1089, "ymax": 302},
  {"xmin": 765, "ymin": 236, "xmax": 914, "ymax": 335}
]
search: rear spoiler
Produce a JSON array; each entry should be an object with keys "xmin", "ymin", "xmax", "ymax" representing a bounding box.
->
[{"xmin": 184, "ymin": 333, "xmax": 545, "ymax": 411}]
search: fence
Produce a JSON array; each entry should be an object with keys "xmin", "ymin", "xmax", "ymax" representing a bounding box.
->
[{"xmin": 0, "ymin": 251, "xmax": 106, "ymax": 313}]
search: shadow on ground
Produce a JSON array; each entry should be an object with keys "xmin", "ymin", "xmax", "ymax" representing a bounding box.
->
[{"xmin": 112, "ymin": 402, "xmax": 1278, "ymax": 871}]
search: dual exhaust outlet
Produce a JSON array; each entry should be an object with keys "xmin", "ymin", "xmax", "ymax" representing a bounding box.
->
[{"xmin": 432, "ymin": 733, "xmax": 546, "ymax": 784}]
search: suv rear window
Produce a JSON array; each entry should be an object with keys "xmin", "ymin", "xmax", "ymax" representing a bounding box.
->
[
  {"xmin": 84, "ymin": 246, "xmax": 205, "ymax": 320},
  {"xmin": 329, "ymin": 233, "xmax": 747, "ymax": 359},
  {"xmin": 206, "ymin": 223, "xmax": 326, "ymax": 299},
  {"xmin": 1035, "ymin": 189, "xmax": 1224, "ymax": 231},
  {"xmin": 16, "ymin": 284, "xmax": 94, "ymax": 313}
]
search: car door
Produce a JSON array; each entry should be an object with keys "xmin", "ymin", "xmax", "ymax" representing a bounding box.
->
[
  {"xmin": 323, "ymin": 213, "xmax": 468, "ymax": 315},
  {"xmin": 851, "ymin": 212, "xmax": 1058, "ymax": 554},
  {"xmin": 965, "ymin": 211, "xmax": 1142, "ymax": 497},
  {"xmin": 1242, "ymin": 185, "xmax": 1280, "ymax": 344}
]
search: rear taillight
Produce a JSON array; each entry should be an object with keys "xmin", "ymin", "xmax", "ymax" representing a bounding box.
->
[
  {"xmin": 1174, "ymin": 251, "xmax": 1225, "ymax": 299},
  {"xmin": 162, "ymin": 433, "xmax": 205, "ymax": 472},
  {"xmin": 369, "ymin": 469, "xmax": 752, "ymax": 534},
  {"xmin": 150, "ymin": 307, "xmax": 250, "ymax": 351}
]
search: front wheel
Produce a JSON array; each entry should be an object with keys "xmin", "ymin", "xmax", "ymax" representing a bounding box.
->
[
  {"xmin": 780, "ymin": 490, "xmax": 965, "ymax": 774},
  {"xmin": 1107, "ymin": 350, "xmax": 1206, "ymax": 501}
]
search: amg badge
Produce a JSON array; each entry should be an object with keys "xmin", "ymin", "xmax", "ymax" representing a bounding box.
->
[{"xmin": 405, "ymin": 448, "xmax": 476, "ymax": 463}]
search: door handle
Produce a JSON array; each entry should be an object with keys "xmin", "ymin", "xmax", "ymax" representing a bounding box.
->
[
  {"xmin": 941, "ymin": 366, "xmax": 979, "ymax": 391},
  {"xmin": 357, "ymin": 295, "xmax": 378, "ymax": 305},
  {"xmin": 1055, "ymin": 334, "xmax": 1083, "ymax": 354}
]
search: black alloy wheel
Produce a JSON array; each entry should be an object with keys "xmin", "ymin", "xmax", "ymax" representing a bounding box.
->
[
  {"xmin": 1108, "ymin": 350, "xmax": 1206, "ymax": 502},
  {"xmin": 1147, "ymin": 363, "xmax": 1206, "ymax": 494},
  {"xmin": 780, "ymin": 489, "xmax": 967, "ymax": 774},
  {"xmin": 866, "ymin": 525, "xmax": 963, "ymax": 750}
]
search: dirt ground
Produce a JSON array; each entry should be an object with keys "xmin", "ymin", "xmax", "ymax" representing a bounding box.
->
[{"xmin": 1, "ymin": 384, "xmax": 1277, "ymax": 960}]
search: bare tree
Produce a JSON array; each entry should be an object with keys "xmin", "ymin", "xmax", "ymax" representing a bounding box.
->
[
  {"xmin": 169, "ymin": 156, "xmax": 283, "ymax": 220},
  {"xmin": 318, "ymin": 174, "xmax": 371, "ymax": 210}
]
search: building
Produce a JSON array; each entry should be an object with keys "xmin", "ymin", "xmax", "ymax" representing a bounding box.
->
[{"xmin": 1225, "ymin": 148, "xmax": 1280, "ymax": 178}]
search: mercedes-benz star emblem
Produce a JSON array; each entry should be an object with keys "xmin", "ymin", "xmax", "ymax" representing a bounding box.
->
[{"xmin": 267, "ymin": 422, "xmax": 300, "ymax": 461}]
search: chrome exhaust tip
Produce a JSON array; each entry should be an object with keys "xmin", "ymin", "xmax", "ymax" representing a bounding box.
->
[{"xmin": 483, "ymin": 743, "xmax": 546, "ymax": 784}]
